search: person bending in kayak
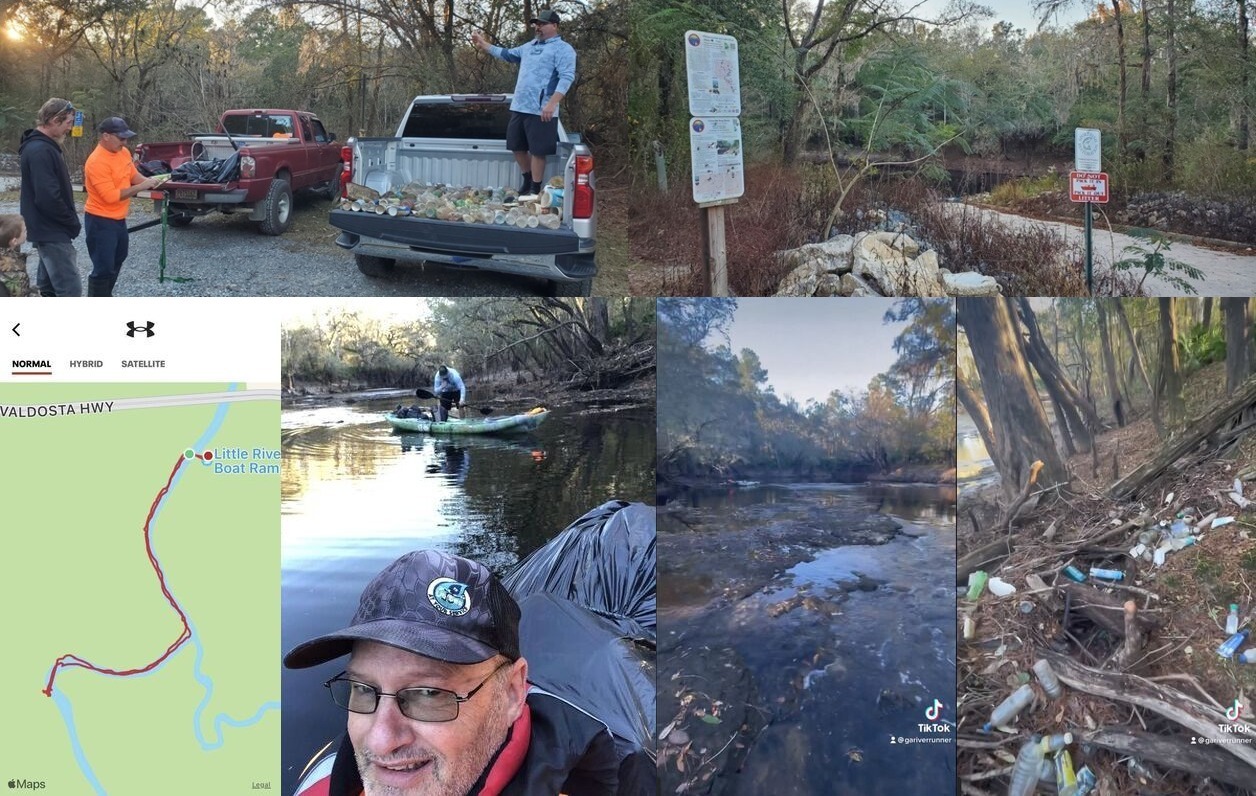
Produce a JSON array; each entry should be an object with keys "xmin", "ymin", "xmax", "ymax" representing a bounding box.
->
[
  {"xmin": 284, "ymin": 549, "xmax": 620, "ymax": 796},
  {"xmin": 433, "ymin": 364, "xmax": 467, "ymax": 421}
]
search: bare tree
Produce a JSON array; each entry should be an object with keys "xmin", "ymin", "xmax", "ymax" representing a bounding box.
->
[
  {"xmin": 959, "ymin": 297, "xmax": 1069, "ymax": 503},
  {"xmin": 1096, "ymin": 300, "xmax": 1126, "ymax": 426},
  {"xmin": 1157, "ymin": 298, "xmax": 1184, "ymax": 430},
  {"xmin": 1224, "ymin": 298, "xmax": 1252, "ymax": 394}
]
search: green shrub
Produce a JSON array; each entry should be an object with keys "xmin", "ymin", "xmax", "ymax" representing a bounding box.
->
[{"xmin": 1177, "ymin": 133, "xmax": 1256, "ymax": 199}]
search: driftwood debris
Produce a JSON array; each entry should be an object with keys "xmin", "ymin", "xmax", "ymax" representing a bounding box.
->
[
  {"xmin": 1109, "ymin": 376, "xmax": 1256, "ymax": 499},
  {"xmin": 1109, "ymin": 600, "xmax": 1148, "ymax": 671},
  {"xmin": 956, "ymin": 538, "xmax": 1013, "ymax": 585},
  {"xmin": 1084, "ymin": 729, "xmax": 1256, "ymax": 791},
  {"xmin": 999, "ymin": 459, "xmax": 1043, "ymax": 533},
  {"xmin": 1058, "ymin": 583, "xmax": 1160, "ymax": 638},
  {"xmin": 1041, "ymin": 652, "xmax": 1256, "ymax": 770}
]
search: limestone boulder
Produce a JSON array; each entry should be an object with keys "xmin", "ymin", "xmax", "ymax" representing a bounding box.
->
[{"xmin": 941, "ymin": 270, "xmax": 1001, "ymax": 296}]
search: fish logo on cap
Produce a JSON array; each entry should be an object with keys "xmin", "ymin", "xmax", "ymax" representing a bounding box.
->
[{"xmin": 427, "ymin": 577, "xmax": 472, "ymax": 616}]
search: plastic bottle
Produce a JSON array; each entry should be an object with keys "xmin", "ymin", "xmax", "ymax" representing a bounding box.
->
[
  {"xmin": 1228, "ymin": 604, "xmax": 1241, "ymax": 635},
  {"xmin": 1062, "ymin": 565, "xmax": 1087, "ymax": 583},
  {"xmin": 967, "ymin": 570, "xmax": 988, "ymax": 601},
  {"xmin": 1218, "ymin": 628, "xmax": 1251, "ymax": 659},
  {"xmin": 1239, "ymin": 649, "xmax": 1256, "ymax": 664},
  {"xmin": 1055, "ymin": 748, "xmax": 1079, "ymax": 796},
  {"xmin": 1032, "ymin": 659, "xmax": 1064, "ymax": 700},
  {"xmin": 1041, "ymin": 732, "xmax": 1073, "ymax": 752},
  {"xmin": 1006, "ymin": 735, "xmax": 1046, "ymax": 796},
  {"xmin": 1169, "ymin": 519, "xmax": 1191, "ymax": 537},
  {"xmin": 1089, "ymin": 567, "xmax": 1124, "ymax": 581},
  {"xmin": 983, "ymin": 683, "xmax": 1034, "ymax": 732}
]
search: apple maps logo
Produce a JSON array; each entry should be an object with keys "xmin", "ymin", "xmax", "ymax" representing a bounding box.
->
[{"xmin": 7, "ymin": 779, "xmax": 47, "ymax": 789}]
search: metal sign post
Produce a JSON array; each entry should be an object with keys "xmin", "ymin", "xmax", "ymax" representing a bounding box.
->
[
  {"xmin": 1072, "ymin": 128, "xmax": 1106, "ymax": 295},
  {"xmin": 685, "ymin": 31, "xmax": 742, "ymax": 296}
]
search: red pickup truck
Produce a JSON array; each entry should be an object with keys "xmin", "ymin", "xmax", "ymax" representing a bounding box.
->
[{"xmin": 134, "ymin": 109, "xmax": 342, "ymax": 235}]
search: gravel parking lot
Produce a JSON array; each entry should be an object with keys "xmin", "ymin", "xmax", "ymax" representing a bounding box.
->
[{"xmin": 0, "ymin": 190, "xmax": 584, "ymax": 297}]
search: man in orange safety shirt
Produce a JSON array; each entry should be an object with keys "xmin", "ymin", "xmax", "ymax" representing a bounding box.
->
[{"xmin": 82, "ymin": 116, "xmax": 159, "ymax": 296}]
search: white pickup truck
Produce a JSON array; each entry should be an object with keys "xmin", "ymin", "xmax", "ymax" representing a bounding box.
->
[{"xmin": 329, "ymin": 95, "xmax": 597, "ymax": 296}]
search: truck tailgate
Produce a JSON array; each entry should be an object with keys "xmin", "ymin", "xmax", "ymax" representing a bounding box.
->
[{"xmin": 329, "ymin": 209, "xmax": 583, "ymax": 256}]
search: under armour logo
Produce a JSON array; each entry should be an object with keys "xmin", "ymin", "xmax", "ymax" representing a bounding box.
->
[{"xmin": 126, "ymin": 321, "xmax": 155, "ymax": 338}]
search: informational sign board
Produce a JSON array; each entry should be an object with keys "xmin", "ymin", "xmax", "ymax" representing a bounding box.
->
[
  {"xmin": 690, "ymin": 117, "xmax": 744, "ymax": 204},
  {"xmin": 1074, "ymin": 128, "xmax": 1101, "ymax": 172},
  {"xmin": 685, "ymin": 31, "xmax": 741, "ymax": 117},
  {"xmin": 1069, "ymin": 171, "xmax": 1109, "ymax": 204},
  {"xmin": 72, "ymin": 110, "xmax": 83, "ymax": 138}
]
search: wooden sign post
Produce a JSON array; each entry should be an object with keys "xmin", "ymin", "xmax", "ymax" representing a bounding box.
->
[{"xmin": 685, "ymin": 31, "xmax": 743, "ymax": 296}]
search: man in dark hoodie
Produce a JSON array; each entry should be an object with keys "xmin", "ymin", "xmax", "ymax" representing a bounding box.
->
[{"xmin": 19, "ymin": 98, "xmax": 82, "ymax": 297}]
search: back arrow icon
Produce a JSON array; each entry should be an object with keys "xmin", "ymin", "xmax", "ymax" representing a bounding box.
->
[{"xmin": 11, "ymin": 323, "xmax": 18, "ymax": 336}]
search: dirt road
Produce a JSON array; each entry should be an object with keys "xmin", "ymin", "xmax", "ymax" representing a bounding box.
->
[{"xmin": 960, "ymin": 203, "xmax": 1256, "ymax": 295}]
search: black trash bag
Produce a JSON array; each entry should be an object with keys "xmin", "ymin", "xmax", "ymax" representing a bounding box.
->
[
  {"xmin": 503, "ymin": 500, "xmax": 656, "ymax": 796},
  {"xmin": 504, "ymin": 500, "xmax": 655, "ymax": 637},
  {"xmin": 136, "ymin": 159, "xmax": 170, "ymax": 177},
  {"xmin": 169, "ymin": 152, "xmax": 240, "ymax": 184}
]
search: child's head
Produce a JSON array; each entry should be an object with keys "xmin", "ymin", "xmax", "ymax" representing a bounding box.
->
[{"xmin": 0, "ymin": 214, "xmax": 26, "ymax": 249}]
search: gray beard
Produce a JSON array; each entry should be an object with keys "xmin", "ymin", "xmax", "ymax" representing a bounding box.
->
[{"xmin": 357, "ymin": 692, "xmax": 516, "ymax": 796}]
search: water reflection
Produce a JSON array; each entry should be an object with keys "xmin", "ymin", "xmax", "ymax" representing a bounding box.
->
[{"xmin": 280, "ymin": 398, "xmax": 654, "ymax": 795}]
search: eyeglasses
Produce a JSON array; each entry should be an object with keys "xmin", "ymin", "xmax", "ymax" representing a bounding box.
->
[
  {"xmin": 60, "ymin": 101, "xmax": 74, "ymax": 116},
  {"xmin": 325, "ymin": 660, "xmax": 511, "ymax": 722}
]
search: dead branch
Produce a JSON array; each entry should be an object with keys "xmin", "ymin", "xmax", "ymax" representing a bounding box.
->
[{"xmin": 1042, "ymin": 653, "xmax": 1256, "ymax": 770}]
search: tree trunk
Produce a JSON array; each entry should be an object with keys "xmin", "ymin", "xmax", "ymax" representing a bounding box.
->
[
  {"xmin": 1203, "ymin": 296, "xmax": 1214, "ymax": 328},
  {"xmin": 1097, "ymin": 300, "xmax": 1127, "ymax": 426},
  {"xmin": 1241, "ymin": 0, "xmax": 1251, "ymax": 151},
  {"xmin": 1159, "ymin": 298, "xmax": 1184, "ymax": 426},
  {"xmin": 1140, "ymin": 0, "xmax": 1152, "ymax": 162},
  {"xmin": 1016, "ymin": 299, "xmax": 1101, "ymax": 452},
  {"xmin": 1112, "ymin": 0, "xmax": 1128, "ymax": 158},
  {"xmin": 957, "ymin": 367, "xmax": 996, "ymax": 463},
  {"xmin": 1225, "ymin": 298, "xmax": 1252, "ymax": 394},
  {"xmin": 1165, "ymin": 0, "xmax": 1178, "ymax": 179},
  {"xmin": 958, "ymin": 298, "xmax": 1069, "ymax": 502},
  {"xmin": 1114, "ymin": 300, "xmax": 1154, "ymax": 401}
]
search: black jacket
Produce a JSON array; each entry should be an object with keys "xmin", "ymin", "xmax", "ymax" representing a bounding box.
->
[
  {"xmin": 322, "ymin": 689, "xmax": 628, "ymax": 796},
  {"xmin": 19, "ymin": 129, "xmax": 81, "ymax": 242}
]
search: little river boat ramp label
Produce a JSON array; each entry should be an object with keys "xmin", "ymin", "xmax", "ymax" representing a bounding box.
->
[{"xmin": 205, "ymin": 447, "xmax": 281, "ymax": 475}]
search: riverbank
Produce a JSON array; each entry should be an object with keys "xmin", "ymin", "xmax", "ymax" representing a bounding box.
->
[
  {"xmin": 659, "ymin": 482, "xmax": 956, "ymax": 794},
  {"xmin": 658, "ymin": 463, "xmax": 955, "ymax": 499},
  {"xmin": 282, "ymin": 374, "xmax": 655, "ymax": 413}
]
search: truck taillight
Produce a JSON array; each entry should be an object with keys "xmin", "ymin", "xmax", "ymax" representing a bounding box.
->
[
  {"xmin": 573, "ymin": 154, "xmax": 594, "ymax": 219},
  {"xmin": 240, "ymin": 155, "xmax": 256, "ymax": 179},
  {"xmin": 340, "ymin": 146, "xmax": 353, "ymax": 197}
]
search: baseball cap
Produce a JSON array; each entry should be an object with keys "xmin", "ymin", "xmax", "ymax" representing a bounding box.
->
[
  {"xmin": 98, "ymin": 117, "xmax": 137, "ymax": 139},
  {"xmin": 283, "ymin": 550, "xmax": 521, "ymax": 669},
  {"xmin": 530, "ymin": 9, "xmax": 561, "ymax": 24}
]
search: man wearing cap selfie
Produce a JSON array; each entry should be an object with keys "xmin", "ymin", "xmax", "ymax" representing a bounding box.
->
[
  {"xmin": 471, "ymin": 10, "xmax": 576, "ymax": 200},
  {"xmin": 82, "ymin": 116, "xmax": 160, "ymax": 296},
  {"xmin": 285, "ymin": 550, "xmax": 620, "ymax": 796}
]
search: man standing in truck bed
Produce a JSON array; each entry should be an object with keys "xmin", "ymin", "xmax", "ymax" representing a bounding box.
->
[{"xmin": 472, "ymin": 10, "xmax": 576, "ymax": 200}]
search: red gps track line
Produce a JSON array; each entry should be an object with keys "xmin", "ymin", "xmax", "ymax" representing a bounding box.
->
[{"xmin": 42, "ymin": 452, "xmax": 204, "ymax": 697}]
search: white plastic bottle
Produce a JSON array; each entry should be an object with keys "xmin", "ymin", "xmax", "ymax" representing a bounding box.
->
[
  {"xmin": 1227, "ymin": 604, "xmax": 1241, "ymax": 635},
  {"xmin": 1007, "ymin": 736, "xmax": 1046, "ymax": 796},
  {"xmin": 1032, "ymin": 658, "xmax": 1064, "ymax": 699},
  {"xmin": 983, "ymin": 683, "xmax": 1034, "ymax": 732}
]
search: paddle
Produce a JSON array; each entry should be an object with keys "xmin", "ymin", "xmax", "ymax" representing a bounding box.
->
[{"xmin": 413, "ymin": 387, "xmax": 494, "ymax": 415}]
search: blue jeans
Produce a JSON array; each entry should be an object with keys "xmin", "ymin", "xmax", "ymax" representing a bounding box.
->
[
  {"xmin": 85, "ymin": 213, "xmax": 129, "ymax": 280},
  {"xmin": 33, "ymin": 241, "xmax": 80, "ymax": 296}
]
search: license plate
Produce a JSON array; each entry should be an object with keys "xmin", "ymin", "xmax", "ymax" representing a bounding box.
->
[{"xmin": 174, "ymin": 189, "xmax": 198, "ymax": 201}]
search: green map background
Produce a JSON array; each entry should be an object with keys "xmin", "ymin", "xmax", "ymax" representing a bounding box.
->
[{"xmin": 1, "ymin": 384, "xmax": 279, "ymax": 794}]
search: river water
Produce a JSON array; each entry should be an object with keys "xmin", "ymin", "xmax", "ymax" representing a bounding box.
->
[
  {"xmin": 279, "ymin": 397, "xmax": 654, "ymax": 794},
  {"xmin": 659, "ymin": 482, "xmax": 956, "ymax": 795}
]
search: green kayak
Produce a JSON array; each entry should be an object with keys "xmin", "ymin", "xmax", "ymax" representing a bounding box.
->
[{"xmin": 384, "ymin": 408, "xmax": 549, "ymax": 435}]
